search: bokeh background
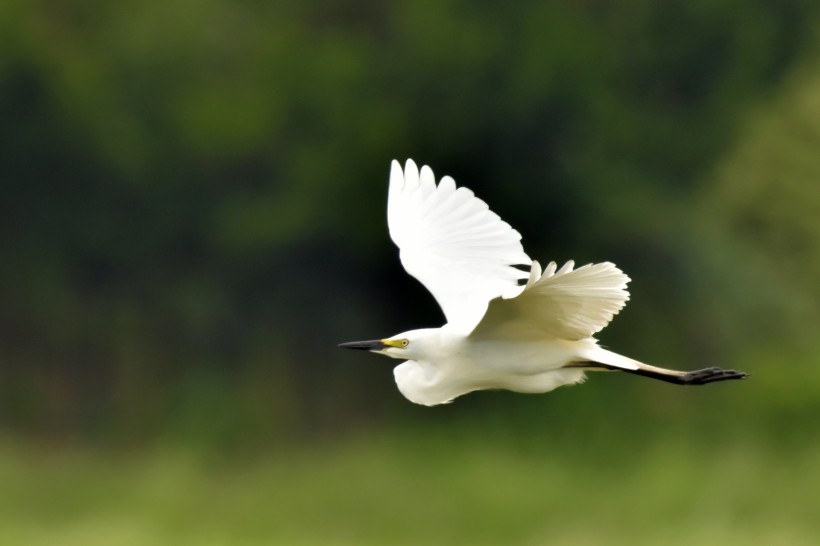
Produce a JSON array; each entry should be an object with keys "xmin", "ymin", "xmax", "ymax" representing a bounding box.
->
[{"xmin": 2, "ymin": 0, "xmax": 820, "ymax": 544}]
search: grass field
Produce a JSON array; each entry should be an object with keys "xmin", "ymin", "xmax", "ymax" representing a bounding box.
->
[{"xmin": 0, "ymin": 429, "xmax": 817, "ymax": 546}]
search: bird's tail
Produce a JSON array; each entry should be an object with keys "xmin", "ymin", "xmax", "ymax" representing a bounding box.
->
[{"xmin": 567, "ymin": 346, "xmax": 747, "ymax": 385}]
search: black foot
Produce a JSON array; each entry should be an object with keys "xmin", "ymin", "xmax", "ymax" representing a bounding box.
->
[{"xmin": 679, "ymin": 367, "xmax": 748, "ymax": 385}]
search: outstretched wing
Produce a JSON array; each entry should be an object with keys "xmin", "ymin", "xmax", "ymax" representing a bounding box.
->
[
  {"xmin": 470, "ymin": 260, "xmax": 630, "ymax": 341},
  {"xmin": 387, "ymin": 159, "xmax": 531, "ymax": 334}
]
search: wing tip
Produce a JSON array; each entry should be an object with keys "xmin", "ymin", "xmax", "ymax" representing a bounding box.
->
[
  {"xmin": 390, "ymin": 158, "xmax": 421, "ymax": 182},
  {"xmin": 389, "ymin": 160, "xmax": 405, "ymax": 189}
]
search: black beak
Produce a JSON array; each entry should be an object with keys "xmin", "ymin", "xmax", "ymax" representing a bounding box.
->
[{"xmin": 338, "ymin": 339, "xmax": 386, "ymax": 351}]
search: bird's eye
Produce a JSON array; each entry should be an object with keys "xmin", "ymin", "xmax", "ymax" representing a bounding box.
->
[{"xmin": 401, "ymin": 339, "xmax": 409, "ymax": 347}]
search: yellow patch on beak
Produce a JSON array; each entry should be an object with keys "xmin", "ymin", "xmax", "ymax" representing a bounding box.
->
[{"xmin": 382, "ymin": 339, "xmax": 404, "ymax": 349}]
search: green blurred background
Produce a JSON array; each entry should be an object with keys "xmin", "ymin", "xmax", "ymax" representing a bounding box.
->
[{"xmin": 2, "ymin": 0, "xmax": 820, "ymax": 544}]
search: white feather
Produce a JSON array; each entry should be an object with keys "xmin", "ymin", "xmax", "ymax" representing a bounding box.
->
[
  {"xmin": 472, "ymin": 260, "xmax": 631, "ymax": 341},
  {"xmin": 387, "ymin": 159, "xmax": 531, "ymax": 334}
]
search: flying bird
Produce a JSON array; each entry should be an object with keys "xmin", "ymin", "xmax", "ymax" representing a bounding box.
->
[{"xmin": 340, "ymin": 160, "xmax": 747, "ymax": 406}]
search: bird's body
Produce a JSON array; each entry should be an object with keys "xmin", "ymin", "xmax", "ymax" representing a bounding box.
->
[
  {"xmin": 340, "ymin": 160, "xmax": 746, "ymax": 405},
  {"xmin": 393, "ymin": 331, "xmax": 589, "ymax": 405}
]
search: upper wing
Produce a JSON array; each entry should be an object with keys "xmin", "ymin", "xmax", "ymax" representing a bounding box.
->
[
  {"xmin": 470, "ymin": 260, "xmax": 630, "ymax": 341},
  {"xmin": 387, "ymin": 159, "xmax": 531, "ymax": 334}
]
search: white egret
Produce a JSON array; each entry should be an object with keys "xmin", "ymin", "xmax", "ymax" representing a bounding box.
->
[{"xmin": 340, "ymin": 159, "xmax": 746, "ymax": 406}]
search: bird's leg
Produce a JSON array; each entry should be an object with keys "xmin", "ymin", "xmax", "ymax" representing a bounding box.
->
[{"xmin": 565, "ymin": 361, "xmax": 748, "ymax": 385}]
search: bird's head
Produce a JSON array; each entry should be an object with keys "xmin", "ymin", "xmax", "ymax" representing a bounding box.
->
[{"xmin": 338, "ymin": 329, "xmax": 437, "ymax": 360}]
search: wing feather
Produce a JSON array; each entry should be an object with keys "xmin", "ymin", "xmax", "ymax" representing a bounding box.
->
[
  {"xmin": 387, "ymin": 159, "xmax": 531, "ymax": 334},
  {"xmin": 471, "ymin": 260, "xmax": 631, "ymax": 341}
]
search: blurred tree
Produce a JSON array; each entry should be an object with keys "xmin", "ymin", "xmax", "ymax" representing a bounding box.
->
[
  {"xmin": 693, "ymin": 48, "xmax": 820, "ymax": 429},
  {"xmin": 0, "ymin": 0, "xmax": 818, "ymax": 445}
]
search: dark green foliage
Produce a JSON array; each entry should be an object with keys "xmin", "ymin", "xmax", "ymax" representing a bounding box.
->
[{"xmin": 0, "ymin": 0, "xmax": 819, "ymax": 445}]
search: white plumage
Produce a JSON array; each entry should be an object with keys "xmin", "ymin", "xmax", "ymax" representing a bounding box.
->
[
  {"xmin": 387, "ymin": 160, "xmax": 530, "ymax": 335},
  {"xmin": 340, "ymin": 159, "xmax": 746, "ymax": 406}
]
